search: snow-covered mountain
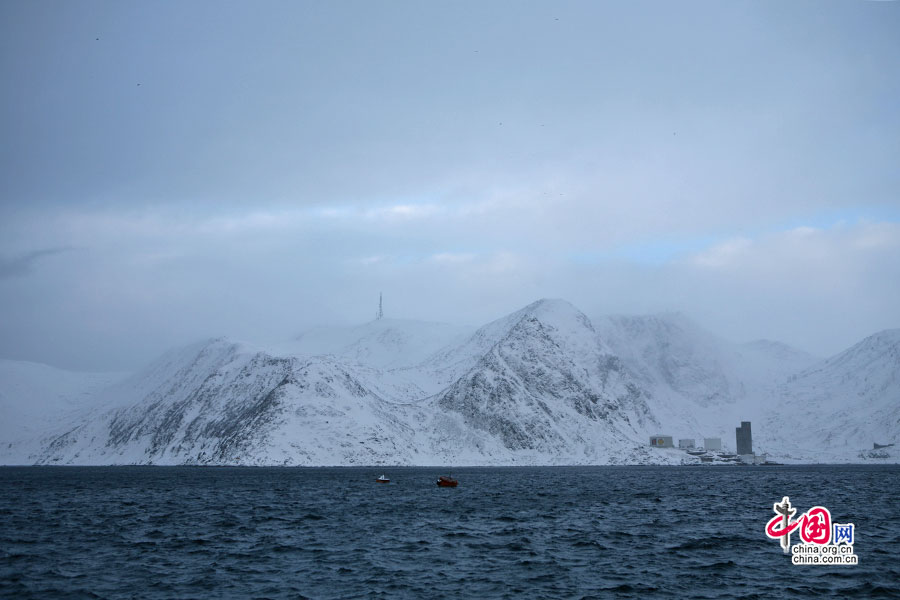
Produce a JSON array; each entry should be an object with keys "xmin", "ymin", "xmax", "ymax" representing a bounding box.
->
[
  {"xmin": 32, "ymin": 338, "xmax": 428, "ymax": 465},
  {"xmin": 594, "ymin": 313, "xmax": 821, "ymax": 445},
  {"xmin": 425, "ymin": 300, "xmax": 662, "ymax": 464},
  {"xmin": 758, "ymin": 329, "xmax": 900, "ymax": 462},
  {"xmin": 0, "ymin": 300, "xmax": 895, "ymax": 465}
]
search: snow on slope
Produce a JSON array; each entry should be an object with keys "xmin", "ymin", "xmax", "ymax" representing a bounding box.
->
[
  {"xmin": 732, "ymin": 339, "xmax": 820, "ymax": 397},
  {"xmin": 596, "ymin": 313, "xmax": 738, "ymax": 406},
  {"xmin": 412, "ymin": 300, "xmax": 592, "ymax": 393},
  {"xmin": 426, "ymin": 300, "xmax": 662, "ymax": 463},
  {"xmin": 30, "ymin": 338, "xmax": 430, "ymax": 466},
  {"xmin": 0, "ymin": 360, "xmax": 125, "ymax": 463},
  {"xmin": 758, "ymin": 329, "xmax": 900, "ymax": 462},
  {"xmin": 594, "ymin": 313, "xmax": 820, "ymax": 448}
]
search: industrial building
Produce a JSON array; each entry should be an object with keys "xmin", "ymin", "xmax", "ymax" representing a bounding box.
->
[
  {"xmin": 678, "ymin": 438, "xmax": 695, "ymax": 449},
  {"xmin": 649, "ymin": 435, "xmax": 673, "ymax": 448},
  {"xmin": 736, "ymin": 421, "xmax": 753, "ymax": 455},
  {"xmin": 703, "ymin": 438, "xmax": 722, "ymax": 451}
]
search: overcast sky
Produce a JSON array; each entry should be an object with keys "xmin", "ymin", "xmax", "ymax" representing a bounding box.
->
[{"xmin": 1, "ymin": 0, "xmax": 898, "ymax": 371}]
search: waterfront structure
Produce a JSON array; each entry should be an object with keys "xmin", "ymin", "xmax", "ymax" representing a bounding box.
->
[
  {"xmin": 678, "ymin": 438, "xmax": 695, "ymax": 449},
  {"xmin": 703, "ymin": 438, "xmax": 722, "ymax": 451},
  {"xmin": 649, "ymin": 435, "xmax": 673, "ymax": 448}
]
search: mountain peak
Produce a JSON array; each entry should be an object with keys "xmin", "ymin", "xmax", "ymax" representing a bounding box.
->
[
  {"xmin": 515, "ymin": 298, "xmax": 593, "ymax": 330},
  {"xmin": 522, "ymin": 297, "xmax": 577, "ymax": 312}
]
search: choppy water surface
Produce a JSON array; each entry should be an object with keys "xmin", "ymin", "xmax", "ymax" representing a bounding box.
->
[{"xmin": 1, "ymin": 465, "xmax": 899, "ymax": 599}]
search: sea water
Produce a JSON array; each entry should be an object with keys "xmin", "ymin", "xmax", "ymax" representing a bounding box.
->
[{"xmin": 1, "ymin": 465, "xmax": 898, "ymax": 599}]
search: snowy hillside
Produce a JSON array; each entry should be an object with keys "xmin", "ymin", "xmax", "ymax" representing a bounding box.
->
[
  {"xmin": 0, "ymin": 360, "xmax": 124, "ymax": 463},
  {"xmin": 426, "ymin": 300, "xmax": 661, "ymax": 463},
  {"xmin": 595, "ymin": 313, "xmax": 739, "ymax": 407},
  {"xmin": 0, "ymin": 300, "xmax": 895, "ymax": 465},
  {"xmin": 28, "ymin": 339, "xmax": 429, "ymax": 465},
  {"xmin": 593, "ymin": 313, "xmax": 821, "ymax": 445},
  {"xmin": 758, "ymin": 329, "xmax": 900, "ymax": 462},
  {"xmin": 737, "ymin": 339, "xmax": 820, "ymax": 383}
]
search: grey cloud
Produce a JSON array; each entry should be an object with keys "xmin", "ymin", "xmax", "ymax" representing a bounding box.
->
[
  {"xmin": 0, "ymin": 247, "xmax": 71, "ymax": 279},
  {"xmin": 0, "ymin": 2, "xmax": 897, "ymax": 370}
]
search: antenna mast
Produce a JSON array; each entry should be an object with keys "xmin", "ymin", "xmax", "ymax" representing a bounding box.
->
[{"xmin": 377, "ymin": 292, "xmax": 383, "ymax": 320}]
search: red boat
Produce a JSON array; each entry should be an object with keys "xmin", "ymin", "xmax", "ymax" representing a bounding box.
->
[{"xmin": 436, "ymin": 475, "xmax": 458, "ymax": 487}]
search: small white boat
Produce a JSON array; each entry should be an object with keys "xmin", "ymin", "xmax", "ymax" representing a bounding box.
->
[{"xmin": 376, "ymin": 474, "xmax": 390, "ymax": 483}]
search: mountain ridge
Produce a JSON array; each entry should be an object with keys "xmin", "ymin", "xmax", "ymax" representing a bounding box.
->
[{"xmin": 0, "ymin": 300, "xmax": 896, "ymax": 465}]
